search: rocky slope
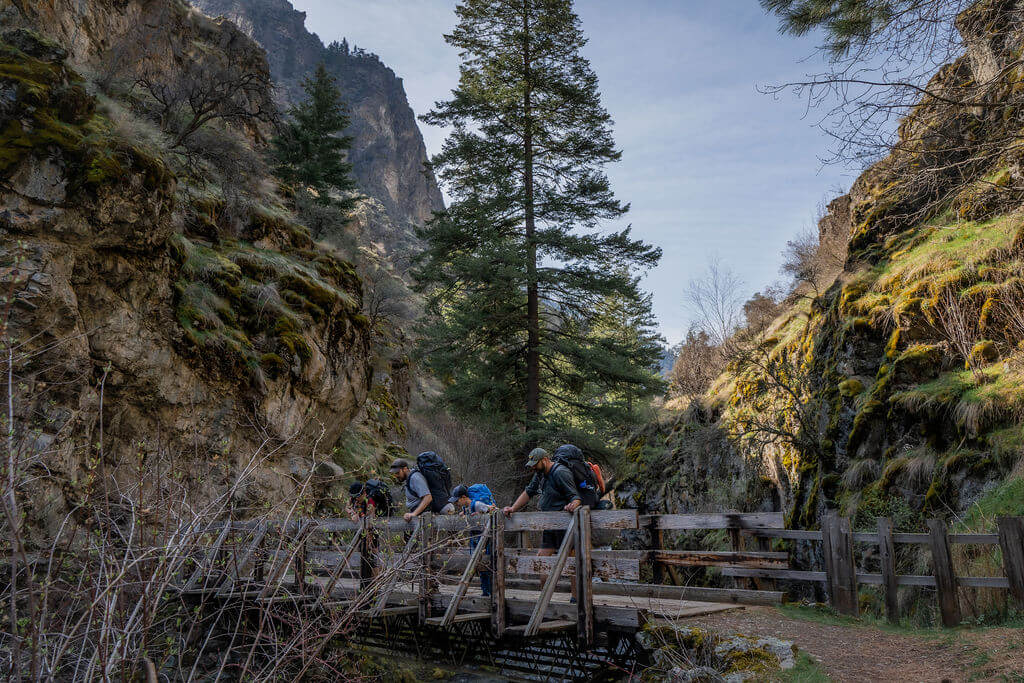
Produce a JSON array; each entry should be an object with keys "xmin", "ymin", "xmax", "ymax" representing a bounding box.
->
[
  {"xmin": 629, "ymin": 0, "xmax": 1024, "ymax": 542},
  {"xmin": 191, "ymin": 0, "xmax": 444, "ymax": 237},
  {"xmin": 1, "ymin": 0, "xmax": 375, "ymax": 533}
]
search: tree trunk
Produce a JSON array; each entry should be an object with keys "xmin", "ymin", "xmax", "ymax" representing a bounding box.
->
[{"xmin": 523, "ymin": 0, "xmax": 540, "ymax": 429}]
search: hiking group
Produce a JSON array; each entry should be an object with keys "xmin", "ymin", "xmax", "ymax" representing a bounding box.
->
[{"xmin": 346, "ymin": 444, "xmax": 607, "ymax": 597}]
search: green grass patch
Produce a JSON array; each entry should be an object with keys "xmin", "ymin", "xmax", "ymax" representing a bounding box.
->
[{"xmin": 771, "ymin": 652, "xmax": 832, "ymax": 683}]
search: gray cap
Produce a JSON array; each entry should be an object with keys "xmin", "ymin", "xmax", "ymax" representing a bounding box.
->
[
  {"xmin": 525, "ymin": 447, "xmax": 548, "ymax": 468},
  {"xmin": 389, "ymin": 458, "xmax": 410, "ymax": 471}
]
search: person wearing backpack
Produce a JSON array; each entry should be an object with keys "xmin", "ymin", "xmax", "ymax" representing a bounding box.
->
[
  {"xmin": 445, "ymin": 483, "xmax": 497, "ymax": 596},
  {"xmin": 390, "ymin": 452, "xmax": 453, "ymax": 522},
  {"xmin": 502, "ymin": 447, "xmax": 584, "ymax": 599},
  {"xmin": 347, "ymin": 479, "xmax": 395, "ymax": 520}
]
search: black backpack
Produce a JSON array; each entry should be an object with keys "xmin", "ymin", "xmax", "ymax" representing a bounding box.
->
[
  {"xmin": 552, "ymin": 444, "xmax": 600, "ymax": 508},
  {"xmin": 364, "ymin": 478, "xmax": 394, "ymax": 517},
  {"xmin": 410, "ymin": 451, "xmax": 452, "ymax": 514}
]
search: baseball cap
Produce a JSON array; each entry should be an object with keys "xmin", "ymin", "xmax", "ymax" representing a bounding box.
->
[
  {"xmin": 448, "ymin": 484, "xmax": 469, "ymax": 503},
  {"xmin": 525, "ymin": 447, "xmax": 548, "ymax": 468},
  {"xmin": 389, "ymin": 458, "xmax": 410, "ymax": 471}
]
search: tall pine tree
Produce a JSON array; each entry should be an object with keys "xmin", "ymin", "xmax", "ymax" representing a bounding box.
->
[
  {"xmin": 271, "ymin": 63, "xmax": 358, "ymax": 211},
  {"xmin": 415, "ymin": 0, "xmax": 661, "ymax": 447}
]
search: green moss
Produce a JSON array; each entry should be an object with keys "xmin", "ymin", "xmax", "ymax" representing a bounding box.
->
[
  {"xmin": 970, "ymin": 340, "xmax": 999, "ymax": 365},
  {"xmin": 839, "ymin": 379, "xmax": 865, "ymax": 398},
  {"xmin": 170, "ymin": 233, "xmax": 359, "ymax": 383},
  {"xmin": 959, "ymin": 477, "xmax": 1024, "ymax": 530}
]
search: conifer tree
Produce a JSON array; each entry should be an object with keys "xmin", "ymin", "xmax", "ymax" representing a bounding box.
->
[
  {"xmin": 415, "ymin": 0, "xmax": 662, "ymax": 445},
  {"xmin": 271, "ymin": 63, "xmax": 358, "ymax": 210}
]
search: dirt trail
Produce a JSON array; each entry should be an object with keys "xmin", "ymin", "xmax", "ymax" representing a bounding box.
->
[{"xmin": 686, "ymin": 606, "xmax": 1024, "ymax": 682}]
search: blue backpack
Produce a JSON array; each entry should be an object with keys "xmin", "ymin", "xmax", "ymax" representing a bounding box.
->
[{"xmin": 466, "ymin": 483, "xmax": 495, "ymax": 509}]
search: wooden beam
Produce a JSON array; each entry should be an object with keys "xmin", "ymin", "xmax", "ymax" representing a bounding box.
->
[
  {"xmin": 998, "ymin": 516, "xmax": 1024, "ymax": 609},
  {"xmin": 524, "ymin": 514, "xmax": 577, "ymax": 636},
  {"xmin": 506, "ymin": 553, "xmax": 639, "ymax": 581},
  {"xmin": 652, "ymin": 550, "xmax": 789, "ymax": 569},
  {"xmin": 217, "ymin": 523, "xmax": 268, "ymax": 596},
  {"xmin": 182, "ymin": 523, "xmax": 231, "ymax": 591},
  {"xmin": 505, "ymin": 510, "xmax": 637, "ymax": 532},
  {"xmin": 419, "ymin": 512, "xmax": 435, "ymax": 624},
  {"xmin": 720, "ymin": 568, "xmax": 827, "ymax": 582},
  {"xmin": 646, "ymin": 512, "xmax": 784, "ymax": 530},
  {"xmin": 359, "ymin": 519, "xmax": 378, "ymax": 593},
  {"xmin": 575, "ymin": 507, "xmax": 594, "ymax": 648},
  {"xmin": 507, "ymin": 620, "xmax": 577, "ymax": 635},
  {"xmin": 491, "ymin": 511, "xmax": 506, "ymax": 637},
  {"xmin": 439, "ymin": 516, "xmax": 492, "ymax": 627},
  {"xmin": 592, "ymin": 581, "xmax": 783, "ymax": 606},
  {"xmin": 877, "ymin": 517, "xmax": 899, "ymax": 623},
  {"xmin": 928, "ymin": 518, "xmax": 961, "ymax": 627}
]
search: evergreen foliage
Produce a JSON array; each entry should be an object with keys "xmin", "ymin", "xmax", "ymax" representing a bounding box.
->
[
  {"xmin": 271, "ymin": 63, "xmax": 358, "ymax": 210},
  {"xmin": 761, "ymin": 0, "xmax": 933, "ymax": 56},
  {"xmin": 415, "ymin": 0, "xmax": 662, "ymax": 450}
]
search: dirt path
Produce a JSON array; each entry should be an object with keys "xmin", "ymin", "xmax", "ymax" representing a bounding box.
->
[{"xmin": 686, "ymin": 606, "xmax": 1024, "ymax": 682}]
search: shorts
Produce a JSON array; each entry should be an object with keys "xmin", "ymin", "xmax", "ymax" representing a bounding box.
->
[{"xmin": 541, "ymin": 529, "xmax": 566, "ymax": 550}]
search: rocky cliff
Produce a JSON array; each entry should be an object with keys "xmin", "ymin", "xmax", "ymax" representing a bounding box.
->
[
  {"xmin": 1, "ymin": 0, "xmax": 375, "ymax": 533},
  {"xmin": 191, "ymin": 0, "xmax": 444, "ymax": 235},
  {"xmin": 630, "ymin": 0, "xmax": 1024, "ymax": 543}
]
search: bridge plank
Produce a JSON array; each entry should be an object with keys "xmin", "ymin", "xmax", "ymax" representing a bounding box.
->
[{"xmin": 507, "ymin": 619, "xmax": 576, "ymax": 635}]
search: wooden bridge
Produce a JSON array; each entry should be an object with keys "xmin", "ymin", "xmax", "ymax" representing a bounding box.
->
[{"xmin": 169, "ymin": 509, "xmax": 1024, "ymax": 680}]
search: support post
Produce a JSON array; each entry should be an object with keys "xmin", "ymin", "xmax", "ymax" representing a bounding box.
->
[
  {"xmin": 419, "ymin": 512, "xmax": 435, "ymax": 623},
  {"xmin": 822, "ymin": 514, "xmax": 857, "ymax": 615},
  {"xmin": 877, "ymin": 517, "xmax": 899, "ymax": 623},
  {"xmin": 575, "ymin": 507, "xmax": 594, "ymax": 648},
  {"xmin": 649, "ymin": 515, "xmax": 663, "ymax": 585},
  {"xmin": 491, "ymin": 511, "xmax": 506, "ymax": 637},
  {"xmin": 927, "ymin": 518, "xmax": 961, "ymax": 627},
  {"xmin": 359, "ymin": 517, "xmax": 378, "ymax": 594},
  {"xmin": 998, "ymin": 516, "xmax": 1024, "ymax": 609}
]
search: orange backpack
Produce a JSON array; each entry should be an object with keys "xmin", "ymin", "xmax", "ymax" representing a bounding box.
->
[{"xmin": 587, "ymin": 462, "xmax": 606, "ymax": 495}]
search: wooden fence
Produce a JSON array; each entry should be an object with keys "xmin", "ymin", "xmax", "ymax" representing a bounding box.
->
[{"xmin": 191, "ymin": 510, "xmax": 1024, "ymax": 632}]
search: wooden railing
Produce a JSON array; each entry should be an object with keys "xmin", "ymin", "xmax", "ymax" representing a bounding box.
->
[{"xmin": 184, "ymin": 510, "xmax": 1024, "ymax": 632}]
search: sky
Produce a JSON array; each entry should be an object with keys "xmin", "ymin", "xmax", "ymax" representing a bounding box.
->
[{"xmin": 293, "ymin": 0, "xmax": 859, "ymax": 344}]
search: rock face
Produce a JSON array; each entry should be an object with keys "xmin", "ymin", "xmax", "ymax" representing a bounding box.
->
[
  {"xmin": 1, "ymin": 2, "xmax": 374, "ymax": 533},
  {"xmin": 191, "ymin": 0, "xmax": 444, "ymax": 230}
]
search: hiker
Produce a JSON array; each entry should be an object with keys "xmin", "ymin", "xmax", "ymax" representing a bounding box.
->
[
  {"xmin": 444, "ymin": 484, "xmax": 497, "ymax": 596},
  {"xmin": 502, "ymin": 446, "xmax": 587, "ymax": 598},
  {"xmin": 347, "ymin": 478, "xmax": 394, "ymax": 520},
  {"xmin": 390, "ymin": 451, "xmax": 453, "ymax": 522}
]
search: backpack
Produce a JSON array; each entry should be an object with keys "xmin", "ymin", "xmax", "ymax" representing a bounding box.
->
[
  {"xmin": 552, "ymin": 444, "xmax": 600, "ymax": 508},
  {"xmin": 410, "ymin": 451, "xmax": 452, "ymax": 514},
  {"xmin": 465, "ymin": 484, "xmax": 495, "ymax": 511},
  {"xmin": 364, "ymin": 478, "xmax": 394, "ymax": 517},
  {"xmin": 588, "ymin": 461, "xmax": 606, "ymax": 495}
]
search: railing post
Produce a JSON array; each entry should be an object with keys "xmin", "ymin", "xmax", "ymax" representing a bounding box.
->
[
  {"xmin": 575, "ymin": 507, "xmax": 594, "ymax": 648},
  {"xmin": 491, "ymin": 511, "xmax": 506, "ymax": 637},
  {"xmin": 419, "ymin": 512, "xmax": 435, "ymax": 623},
  {"xmin": 927, "ymin": 518, "xmax": 961, "ymax": 627},
  {"xmin": 877, "ymin": 517, "xmax": 899, "ymax": 623},
  {"xmin": 822, "ymin": 514, "xmax": 858, "ymax": 615},
  {"xmin": 648, "ymin": 515, "xmax": 663, "ymax": 585},
  {"xmin": 997, "ymin": 516, "xmax": 1024, "ymax": 609},
  {"xmin": 359, "ymin": 517, "xmax": 378, "ymax": 594}
]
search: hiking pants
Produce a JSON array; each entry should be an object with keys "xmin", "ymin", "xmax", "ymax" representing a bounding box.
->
[{"xmin": 469, "ymin": 535, "xmax": 492, "ymax": 596}]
